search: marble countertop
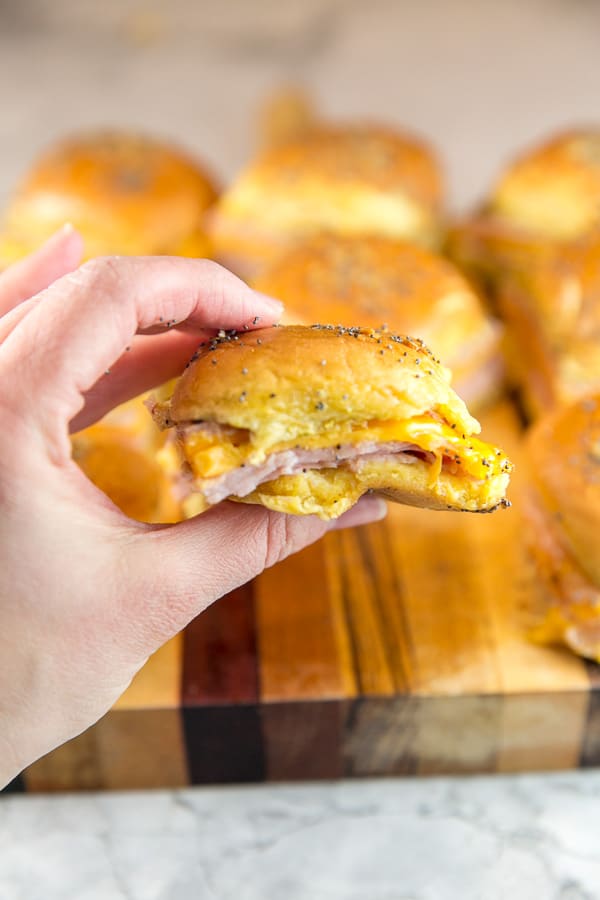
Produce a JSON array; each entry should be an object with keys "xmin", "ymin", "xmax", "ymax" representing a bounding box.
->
[
  {"xmin": 3, "ymin": 1, "xmax": 600, "ymax": 897},
  {"xmin": 2, "ymin": 772, "xmax": 600, "ymax": 899}
]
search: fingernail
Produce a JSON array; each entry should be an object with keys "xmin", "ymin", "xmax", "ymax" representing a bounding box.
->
[
  {"xmin": 331, "ymin": 496, "xmax": 387, "ymax": 530},
  {"xmin": 43, "ymin": 223, "xmax": 73, "ymax": 245},
  {"xmin": 252, "ymin": 291, "xmax": 284, "ymax": 316}
]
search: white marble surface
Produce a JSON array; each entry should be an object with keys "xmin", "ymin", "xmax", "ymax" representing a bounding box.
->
[
  {"xmin": 2, "ymin": 773, "xmax": 600, "ymax": 899},
  {"xmin": 3, "ymin": 1, "xmax": 600, "ymax": 897}
]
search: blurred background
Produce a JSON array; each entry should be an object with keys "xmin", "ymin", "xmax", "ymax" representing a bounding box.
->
[
  {"xmin": 2, "ymin": 0, "xmax": 600, "ymax": 211},
  {"xmin": 4, "ymin": 3, "xmax": 600, "ymax": 897}
]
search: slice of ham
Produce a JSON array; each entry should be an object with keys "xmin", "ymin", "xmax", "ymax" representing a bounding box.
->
[{"xmin": 178, "ymin": 426, "xmax": 435, "ymax": 504}]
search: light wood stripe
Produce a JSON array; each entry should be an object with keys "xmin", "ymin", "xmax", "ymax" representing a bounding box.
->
[
  {"xmin": 114, "ymin": 634, "xmax": 183, "ymax": 710},
  {"xmin": 256, "ymin": 540, "xmax": 357, "ymax": 702}
]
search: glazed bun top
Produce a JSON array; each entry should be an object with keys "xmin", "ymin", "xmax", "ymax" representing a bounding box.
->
[
  {"xmin": 489, "ymin": 129, "xmax": 600, "ymax": 240},
  {"xmin": 165, "ymin": 324, "xmax": 479, "ymax": 446},
  {"xmin": 253, "ymin": 234, "xmax": 495, "ymax": 369},
  {"xmin": 2, "ymin": 130, "xmax": 219, "ymax": 259},
  {"xmin": 512, "ymin": 230, "xmax": 600, "ymax": 345},
  {"xmin": 208, "ymin": 124, "xmax": 443, "ymax": 264},
  {"xmin": 251, "ymin": 125, "xmax": 442, "ymax": 211},
  {"xmin": 527, "ymin": 394, "xmax": 600, "ymax": 586}
]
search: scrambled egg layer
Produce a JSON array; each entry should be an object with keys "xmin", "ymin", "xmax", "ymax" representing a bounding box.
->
[{"xmin": 182, "ymin": 414, "xmax": 512, "ymax": 485}]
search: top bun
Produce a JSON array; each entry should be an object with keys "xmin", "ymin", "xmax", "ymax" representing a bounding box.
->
[
  {"xmin": 526, "ymin": 394, "xmax": 600, "ymax": 586},
  {"xmin": 0, "ymin": 130, "xmax": 219, "ymax": 263},
  {"xmin": 207, "ymin": 124, "xmax": 443, "ymax": 277},
  {"xmin": 253, "ymin": 234, "xmax": 501, "ymax": 407},
  {"xmin": 166, "ymin": 324, "xmax": 478, "ymax": 448},
  {"xmin": 489, "ymin": 129, "xmax": 600, "ymax": 240}
]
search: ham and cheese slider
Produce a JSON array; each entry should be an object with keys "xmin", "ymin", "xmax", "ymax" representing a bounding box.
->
[
  {"xmin": 207, "ymin": 124, "xmax": 443, "ymax": 278},
  {"xmin": 72, "ymin": 421, "xmax": 181, "ymax": 525},
  {"xmin": 525, "ymin": 395, "xmax": 600, "ymax": 660},
  {"xmin": 253, "ymin": 234, "xmax": 503, "ymax": 410},
  {"xmin": 0, "ymin": 130, "xmax": 218, "ymax": 265},
  {"xmin": 498, "ymin": 230, "xmax": 600, "ymax": 417},
  {"xmin": 152, "ymin": 324, "xmax": 512, "ymax": 520},
  {"xmin": 448, "ymin": 129, "xmax": 600, "ymax": 292}
]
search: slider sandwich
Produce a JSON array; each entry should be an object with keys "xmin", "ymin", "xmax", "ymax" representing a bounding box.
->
[
  {"xmin": 525, "ymin": 395, "xmax": 600, "ymax": 660},
  {"xmin": 448, "ymin": 129, "xmax": 600, "ymax": 294},
  {"xmin": 207, "ymin": 124, "xmax": 443, "ymax": 278},
  {"xmin": 254, "ymin": 234, "xmax": 503, "ymax": 410},
  {"xmin": 152, "ymin": 325, "xmax": 512, "ymax": 520},
  {"xmin": 72, "ymin": 420, "xmax": 180, "ymax": 524},
  {"xmin": 498, "ymin": 231, "xmax": 600, "ymax": 417},
  {"xmin": 0, "ymin": 130, "xmax": 219, "ymax": 265}
]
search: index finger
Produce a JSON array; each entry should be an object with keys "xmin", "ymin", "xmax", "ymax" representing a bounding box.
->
[
  {"xmin": 0, "ymin": 256, "xmax": 282, "ymax": 439},
  {"xmin": 0, "ymin": 224, "xmax": 83, "ymax": 316}
]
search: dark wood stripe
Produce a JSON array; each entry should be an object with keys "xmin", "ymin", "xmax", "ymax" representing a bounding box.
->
[
  {"xmin": 1, "ymin": 774, "xmax": 25, "ymax": 793},
  {"xmin": 580, "ymin": 661, "xmax": 600, "ymax": 767},
  {"xmin": 181, "ymin": 583, "xmax": 259, "ymax": 705},
  {"xmin": 261, "ymin": 700, "xmax": 346, "ymax": 780},
  {"xmin": 181, "ymin": 581, "xmax": 264, "ymax": 783},
  {"xmin": 184, "ymin": 704, "xmax": 265, "ymax": 783}
]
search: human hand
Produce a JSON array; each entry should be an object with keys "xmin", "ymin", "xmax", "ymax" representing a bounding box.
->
[{"xmin": 0, "ymin": 230, "xmax": 386, "ymax": 786}]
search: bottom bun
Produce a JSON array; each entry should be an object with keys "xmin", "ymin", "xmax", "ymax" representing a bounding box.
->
[{"xmin": 234, "ymin": 456, "xmax": 510, "ymax": 520}]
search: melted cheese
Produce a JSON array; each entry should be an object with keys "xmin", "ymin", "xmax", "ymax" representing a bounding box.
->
[{"xmin": 183, "ymin": 415, "xmax": 511, "ymax": 482}]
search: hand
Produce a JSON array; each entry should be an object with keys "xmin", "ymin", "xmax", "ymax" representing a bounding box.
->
[{"xmin": 0, "ymin": 230, "xmax": 386, "ymax": 786}]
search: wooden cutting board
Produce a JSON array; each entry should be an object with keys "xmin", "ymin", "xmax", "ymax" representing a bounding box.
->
[{"xmin": 19, "ymin": 399, "xmax": 600, "ymax": 791}]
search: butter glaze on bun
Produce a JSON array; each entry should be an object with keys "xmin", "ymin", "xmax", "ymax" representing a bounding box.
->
[
  {"xmin": 0, "ymin": 130, "xmax": 218, "ymax": 264},
  {"xmin": 490, "ymin": 129, "xmax": 600, "ymax": 240},
  {"xmin": 525, "ymin": 395, "xmax": 600, "ymax": 659},
  {"xmin": 497, "ymin": 230, "xmax": 600, "ymax": 416},
  {"xmin": 254, "ymin": 234, "xmax": 503, "ymax": 409},
  {"xmin": 447, "ymin": 129, "xmax": 600, "ymax": 292},
  {"xmin": 207, "ymin": 125, "xmax": 443, "ymax": 278},
  {"xmin": 153, "ymin": 324, "xmax": 512, "ymax": 520}
]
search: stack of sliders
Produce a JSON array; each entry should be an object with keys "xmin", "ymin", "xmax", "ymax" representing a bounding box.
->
[
  {"xmin": 446, "ymin": 127, "xmax": 600, "ymax": 420},
  {"xmin": 151, "ymin": 324, "xmax": 512, "ymax": 520},
  {"xmin": 253, "ymin": 233, "xmax": 503, "ymax": 411},
  {"xmin": 525, "ymin": 394, "xmax": 600, "ymax": 661}
]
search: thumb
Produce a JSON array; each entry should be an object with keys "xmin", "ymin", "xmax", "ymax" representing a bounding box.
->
[{"xmin": 127, "ymin": 496, "xmax": 386, "ymax": 647}]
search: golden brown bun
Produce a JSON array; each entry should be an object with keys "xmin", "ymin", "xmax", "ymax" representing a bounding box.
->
[
  {"xmin": 524, "ymin": 395, "xmax": 600, "ymax": 659},
  {"xmin": 155, "ymin": 324, "xmax": 512, "ymax": 519},
  {"xmin": 207, "ymin": 125, "xmax": 443, "ymax": 278},
  {"xmin": 490, "ymin": 130, "xmax": 600, "ymax": 239},
  {"xmin": 72, "ymin": 422, "xmax": 181, "ymax": 524},
  {"xmin": 527, "ymin": 395, "xmax": 600, "ymax": 586},
  {"xmin": 254, "ymin": 234, "xmax": 503, "ymax": 409},
  {"xmin": 0, "ymin": 130, "xmax": 218, "ymax": 264},
  {"xmin": 497, "ymin": 231, "xmax": 600, "ymax": 415},
  {"xmin": 447, "ymin": 130, "xmax": 600, "ymax": 295},
  {"xmin": 445, "ymin": 214, "xmax": 556, "ymax": 298}
]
